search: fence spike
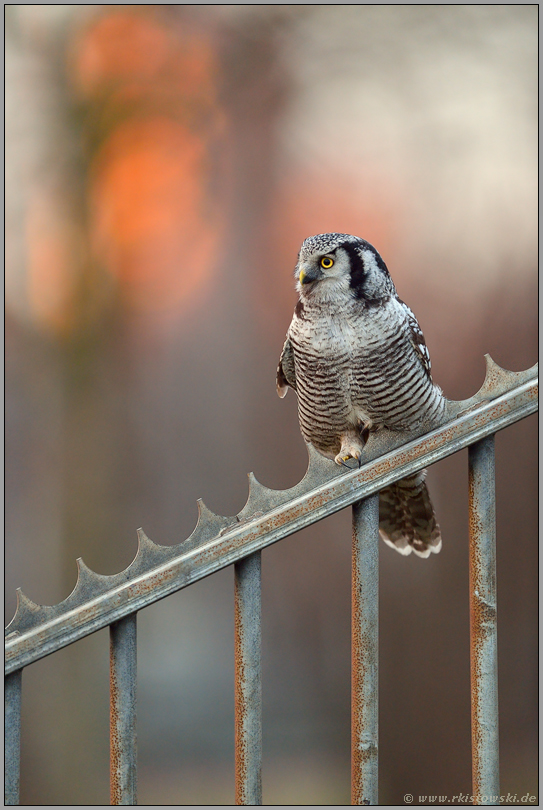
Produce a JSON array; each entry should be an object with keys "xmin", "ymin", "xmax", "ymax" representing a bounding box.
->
[
  {"xmin": 301, "ymin": 440, "xmax": 342, "ymax": 489},
  {"xmin": 247, "ymin": 470, "xmax": 268, "ymax": 495},
  {"xmin": 52, "ymin": 558, "xmax": 114, "ymax": 608},
  {"xmin": 14, "ymin": 588, "xmax": 40, "ymax": 617},
  {"xmin": 196, "ymin": 498, "xmax": 230, "ymax": 526},
  {"xmin": 76, "ymin": 557, "xmax": 104, "ymax": 588},
  {"xmin": 5, "ymin": 589, "xmax": 43, "ymax": 636},
  {"xmin": 445, "ymin": 355, "xmax": 538, "ymax": 421},
  {"xmin": 136, "ymin": 527, "xmax": 155, "ymax": 550},
  {"xmin": 480, "ymin": 353, "xmax": 531, "ymax": 394},
  {"xmin": 238, "ymin": 472, "xmax": 282, "ymax": 519},
  {"xmin": 15, "ymin": 589, "xmax": 39, "ymax": 614},
  {"xmin": 185, "ymin": 498, "xmax": 236, "ymax": 545},
  {"xmin": 135, "ymin": 527, "xmax": 163, "ymax": 558},
  {"xmin": 125, "ymin": 527, "xmax": 176, "ymax": 574}
]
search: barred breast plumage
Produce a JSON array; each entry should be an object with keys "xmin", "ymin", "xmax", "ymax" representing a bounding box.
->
[{"xmin": 277, "ymin": 233, "xmax": 445, "ymax": 558}]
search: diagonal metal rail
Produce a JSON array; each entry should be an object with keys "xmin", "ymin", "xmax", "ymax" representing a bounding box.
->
[{"xmin": 5, "ymin": 357, "xmax": 537, "ymax": 675}]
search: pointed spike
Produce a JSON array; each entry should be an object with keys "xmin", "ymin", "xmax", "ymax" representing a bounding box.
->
[
  {"xmin": 484, "ymin": 353, "xmax": 502, "ymax": 373},
  {"xmin": 76, "ymin": 557, "xmax": 103, "ymax": 587},
  {"xmin": 241, "ymin": 471, "xmax": 262, "ymax": 508},
  {"xmin": 68, "ymin": 557, "xmax": 111, "ymax": 602},
  {"xmin": 125, "ymin": 526, "xmax": 177, "ymax": 575},
  {"xmin": 484, "ymin": 354, "xmax": 537, "ymax": 384},
  {"xmin": 5, "ymin": 588, "xmax": 42, "ymax": 635},
  {"xmin": 196, "ymin": 498, "xmax": 229, "ymax": 532},
  {"xmin": 238, "ymin": 472, "xmax": 284, "ymax": 520},
  {"xmin": 480, "ymin": 353, "xmax": 539, "ymax": 393},
  {"xmin": 247, "ymin": 471, "xmax": 274, "ymax": 500},
  {"xmin": 15, "ymin": 588, "xmax": 40, "ymax": 616},
  {"xmin": 447, "ymin": 355, "xmax": 538, "ymax": 420},
  {"xmin": 480, "ymin": 353, "xmax": 513, "ymax": 391},
  {"xmin": 184, "ymin": 498, "xmax": 236, "ymax": 547},
  {"xmin": 49, "ymin": 557, "xmax": 121, "ymax": 612},
  {"xmin": 196, "ymin": 498, "xmax": 220, "ymax": 524},
  {"xmin": 136, "ymin": 527, "xmax": 160, "ymax": 557},
  {"xmin": 197, "ymin": 498, "xmax": 239, "ymax": 528},
  {"xmin": 75, "ymin": 557, "xmax": 88, "ymax": 576},
  {"xmin": 137, "ymin": 526, "xmax": 152, "ymax": 544}
]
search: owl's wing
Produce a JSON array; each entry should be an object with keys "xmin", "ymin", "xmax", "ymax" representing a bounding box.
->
[
  {"xmin": 277, "ymin": 336, "xmax": 297, "ymax": 398},
  {"xmin": 401, "ymin": 302, "xmax": 432, "ymax": 378}
]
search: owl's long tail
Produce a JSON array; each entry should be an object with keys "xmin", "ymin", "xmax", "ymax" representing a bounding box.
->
[{"xmin": 378, "ymin": 470, "xmax": 441, "ymax": 558}]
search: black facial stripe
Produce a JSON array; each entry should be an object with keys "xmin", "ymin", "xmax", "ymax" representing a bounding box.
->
[
  {"xmin": 342, "ymin": 242, "xmax": 367, "ymax": 295},
  {"xmin": 342, "ymin": 240, "xmax": 390, "ymax": 300}
]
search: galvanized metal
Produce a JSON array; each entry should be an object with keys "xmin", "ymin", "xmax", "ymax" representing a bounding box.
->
[
  {"xmin": 4, "ymin": 669, "xmax": 22, "ymax": 806},
  {"xmin": 5, "ymin": 358, "xmax": 538, "ymax": 674},
  {"xmin": 234, "ymin": 552, "xmax": 262, "ymax": 806},
  {"xmin": 468, "ymin": 437, "xmax": 499, "ymax": 806},
  {"xmin": 110, "ymin": 614, "xmax": 138, "ymax": 806},
  {"xmin": 351, "ymin": 495, "xmax": 380, "ymax": 806}
]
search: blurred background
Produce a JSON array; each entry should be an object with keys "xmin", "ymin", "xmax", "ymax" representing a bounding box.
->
[{"xmin": 5, "ymin": 5, "xmax": 537, "ymax": 806}]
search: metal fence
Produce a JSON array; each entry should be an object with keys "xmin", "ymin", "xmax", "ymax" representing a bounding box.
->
[{"xmin": 4, "ymin": 356, "xmax": 538, "ymax": 806}]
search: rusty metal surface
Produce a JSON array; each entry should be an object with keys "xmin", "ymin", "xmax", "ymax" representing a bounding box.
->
[
  {"xmin": 110, "ymin": 614, "xmax": 138, "ymax": 806},
  {"xmin": 234, "ymin": 552, "xmax": 262, "ymax": 806},
  {"xmin": 4, "ymin": 669, "xmax": 22, "ymax": 806},
  {"xmin": 351, "ymin": 495, "xmax": 379, "ymax": 806},
  {"xmin": 468, "ymin": 437, "xmax": 499, "ymax": 806},
  {"xmin": 5, "ymin": 357, "xmax": 538, "ymax": 675}
]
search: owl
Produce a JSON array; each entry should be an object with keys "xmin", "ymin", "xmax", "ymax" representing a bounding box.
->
[{"xmin": 277, "ymin": 233, "xmax": 445, "ymax": 557}]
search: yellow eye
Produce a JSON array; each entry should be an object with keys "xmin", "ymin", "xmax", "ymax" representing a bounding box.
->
[{"xmin": 321, "ymin": 256, "xmax": 334, "ymax": 269}]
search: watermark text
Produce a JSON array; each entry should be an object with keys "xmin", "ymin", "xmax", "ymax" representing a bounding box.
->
[{"xmin": 404, "ymin": 793, "xmax": 537, "ymax": 805}]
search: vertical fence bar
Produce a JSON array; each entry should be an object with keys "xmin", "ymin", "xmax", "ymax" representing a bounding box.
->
[
  {"xmin": 468, "ymin": 436, "xmax": 499, "ymax": 806},
  {"xmin": 110, "ymin": 613, "xmax": 138, "ymax": 806},
  {"xmin": 5, "ymin": 669, "xmax": 22, "ymax": 806},
  {"xmin": 234, "ymin": 551, "xmax": 262, "ymax": 806},
  {"xmin": 351, "ymin": 494, "xmax": 380, "ymax": 806}
]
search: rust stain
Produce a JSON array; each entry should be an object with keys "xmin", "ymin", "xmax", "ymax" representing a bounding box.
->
[
  {"xmin": 351, "ymin": 503, "xmax": 378, "ymax": 806},
  {"xmin": 233, "ymin": 559, "xmax": 261, "ymax": 805},
  {"xmin": 109, "ymin": 643, "xmax": 122, "ymax": 805},
  {"xmin": 234, "ymin": 585, "xmax": 247, "ymax": 805},
  {"xmin": 468, "ymin": 439, "xmax": 498, "ymax": 803}
]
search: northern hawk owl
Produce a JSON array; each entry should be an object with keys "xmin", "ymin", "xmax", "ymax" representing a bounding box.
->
[{"xmin": 277, "ymin": 233, "xmax": 444, "ymax": 557}]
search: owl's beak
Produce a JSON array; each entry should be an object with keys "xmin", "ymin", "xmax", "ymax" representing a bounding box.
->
[{"xmin": 298, "ymin": 264, "xmax": 322, "ymax": 285}]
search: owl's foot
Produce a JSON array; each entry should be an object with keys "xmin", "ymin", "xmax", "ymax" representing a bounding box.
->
[{"xmin": 334, "ymin": 441, "xmax": 363, "ymax": 469}]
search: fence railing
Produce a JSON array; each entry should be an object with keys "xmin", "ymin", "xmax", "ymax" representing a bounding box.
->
[{"xmin": 4, "ymin": 356, "xmax": 538, "ymax": 806}]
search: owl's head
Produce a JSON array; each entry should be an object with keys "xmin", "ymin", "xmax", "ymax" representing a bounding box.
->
[{"xmin": 295, "ymin": 233, "xmax": 396, "ymax": 304}]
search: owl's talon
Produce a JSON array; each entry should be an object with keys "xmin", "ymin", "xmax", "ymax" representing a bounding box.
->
[{"xmin": 334, "ymin": 448, "xmax": 363, "ymax": 469}]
